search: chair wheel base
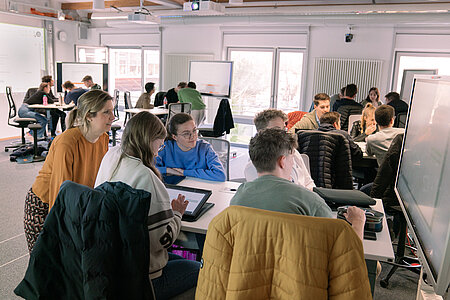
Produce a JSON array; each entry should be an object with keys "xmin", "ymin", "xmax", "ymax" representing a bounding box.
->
[
  {"xmin": 5, "ymin": 148, "xmax": 9, "ymax": 152},
  {"xmin": 380, "ymin": 279, "xmax": 389, "ymax": 288},
  {"xmin": 33, "ymin": 156, "xmax": 46, "ymax": 162}
]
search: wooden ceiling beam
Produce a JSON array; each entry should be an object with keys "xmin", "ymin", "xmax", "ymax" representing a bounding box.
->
[{"xmin": 61, "ymin": 1, "xmax": 159, "ymax": 10}]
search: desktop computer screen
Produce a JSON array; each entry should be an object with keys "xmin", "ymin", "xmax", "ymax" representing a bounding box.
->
[{"xmin": 395, "ymin": 75, "xmax": 450, "ymax": 296}]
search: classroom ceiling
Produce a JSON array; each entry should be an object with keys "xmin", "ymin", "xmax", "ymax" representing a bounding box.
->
[{"xmin": 58, "ymin": 0, "xmax": 450, "ymax": 18}]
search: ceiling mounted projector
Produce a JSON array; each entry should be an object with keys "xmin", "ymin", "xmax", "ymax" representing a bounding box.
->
[
  {"xmin": 183, "ymin": 1, "xmax": 225, "ymax": 15},
  {"xmin": 128, "ymin": 13, "xmax": 160, "ymax": 24}
]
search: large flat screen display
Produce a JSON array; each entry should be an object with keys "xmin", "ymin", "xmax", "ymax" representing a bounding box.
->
[
  {"xmin": 395, "ymin": 75, "xmax": 450, "ymax": 296},
  {"xmin": 56, "ymin": 62, "xmax": 108, "ymax": 92},
  {"xmin": 189, "ymin": 61, "xmax": 233, "ymax": 98}
]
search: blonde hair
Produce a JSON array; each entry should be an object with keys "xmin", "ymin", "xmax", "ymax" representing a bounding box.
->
[
  {"xmin": 66, "ymin": 90, "xmax": 113, "ymax": 130},
  {"xmin": 360, "ymin": 103, "xmax": 376, "ymax": 131},
  {"xmin": 120, "ymin": 111, "xmax": 167, "ymax": 179}
]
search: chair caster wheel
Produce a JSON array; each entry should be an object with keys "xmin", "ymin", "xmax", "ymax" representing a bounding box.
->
[
  {"xmin": 380, "ymin": 279, "xmax": 389, "ymax": 288},
  {"xmin": 5, "ymin": 148, "xmax": 9, "ymax": 152}
]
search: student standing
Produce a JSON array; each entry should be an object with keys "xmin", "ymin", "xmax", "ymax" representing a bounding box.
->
[
  {"xmin": 82, "ymin": 75, "xmax": 102, "ymax": 90},
  {"xmin": 177, "ymin": 82, "xmax": 206, "ymax": 126},
  {"xmin": 24, "ymin": 90, "xmax": 114, "ymax": 252},
  {"xmin": 62, "ymin": 80, "xmax": 88, "ymax": 105},
  {"xmin": 95, "ymin": 112, "xmax": 200, "ymax": 299},
  {"xmin": 165, "ymin": 82, "xmax": 187, "ymax": 105},
  {"xmin": 156, "ymin": 113, "xmax": 226, "ymax": 182}
]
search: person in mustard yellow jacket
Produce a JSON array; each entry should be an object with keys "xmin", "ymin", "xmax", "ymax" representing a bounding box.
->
[{"xmin": 196, "ymin": 206, "xmax": 372, "ymax": 300}]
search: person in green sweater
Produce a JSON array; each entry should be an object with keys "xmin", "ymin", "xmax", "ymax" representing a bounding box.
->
[{"xmin": 177, "ymin": 81, "xmax": 206, "ymax": 126}]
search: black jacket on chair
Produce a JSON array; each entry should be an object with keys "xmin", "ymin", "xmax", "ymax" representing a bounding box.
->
[
  {"xmin": 335, "ymin": 100, "xmax": 363, "ymax": 132},
  {"xmin": 297, "ymin": 130, "xmax": 353, "ymax": 189},
  {"xmin": 15, "ymin": 181, "xmax": 153, "ymax": 300},
  {"xmin": 200, "ymin": 98, "xmax": 234, "ymax": 137}
]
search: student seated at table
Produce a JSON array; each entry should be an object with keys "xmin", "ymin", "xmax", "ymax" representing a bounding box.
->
[
  {"xmin": 318, "ymin": 111, "xmax": 363, "ymax": 163},
  {"xmin": 18, "ymin": 82, "xmax": 51, "ymax": 139},
  {"xmin": 350, "ymin": 103, "xmax": 378, "ymax": 142},
  {"xmin": 288, "ymin": 93, "xmax": 330, "ymax": 132},
  {"xmin": 156, "ymin": 113, "xmax": 226, "ymax": 182},
  {"xmin": 245, "ymin": 109, "xmax": 315, "ymax": 190},
  {"xmin": 135, "ymin": 82, "xmax": 155, "ymax": 109},
  {"xmin": 62, "ymin": 80, "xmax": 87, "ymax": 105},
  {"xmin": 95, "ymin": 111, "xmax": 200, "ymax": 300},
  {"xmin": 366, "ymin": 105, "xmax": 405, "ymax": 166},
  {"xmin": 231, "ymin": 128, "xmax": 366, "ymax": 239}
]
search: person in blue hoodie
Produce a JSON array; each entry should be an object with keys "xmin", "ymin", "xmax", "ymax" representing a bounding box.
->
[{"xmin": 156, "ymin": 113, "xmax": 226, "ymax": 182}]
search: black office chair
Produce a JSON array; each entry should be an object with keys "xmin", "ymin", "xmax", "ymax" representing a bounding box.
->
[
  {"xmin": 167, "ymin": 103, "xmax": 192, "ymax": 122},
  {"xmin": 110, "ymin": 89, "xmax": 121, "ymax": 146},
  {"xmin": 394, "ymin": 112, "xmax": 407, "ymax": 128},
  {"xmin": 5, "ymin": 86, "xmax": 37, "ymax": 152},
  {"xmin": 123, "ymin": 91, "xmax": 132, "ymax": 126},
  {"xmin": 154, "ymin": 91, "xmax": 166, "ymax": 107}
]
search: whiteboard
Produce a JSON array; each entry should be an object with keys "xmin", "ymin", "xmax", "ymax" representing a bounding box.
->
[
  {"xmin": 0, "ymin": 23, "xmax": 45, "ymax": 93},
  {"xmin": 399, "ymin": 69, "xmax": 437, "ymax": 104},
  {"xmin": 56, "ymin": 62, "xmax": 108, "ymax": 92},
  {"xmin": 189, "ymin": 61, "xmax": 233, "ymax": 98}
]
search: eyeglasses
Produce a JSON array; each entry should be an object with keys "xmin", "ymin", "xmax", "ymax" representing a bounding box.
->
[
  {"xmin": 158, "ymin": 144, "xmax": 165, "ymax": 152},
  {"xmin": 178, "ymin": 128, "xmax": 199, "ymax": 139}
]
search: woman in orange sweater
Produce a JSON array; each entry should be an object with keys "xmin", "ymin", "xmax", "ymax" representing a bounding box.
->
[{"xmin": 24, "ymin": 90, "xmax": 115, "ymax": 252}]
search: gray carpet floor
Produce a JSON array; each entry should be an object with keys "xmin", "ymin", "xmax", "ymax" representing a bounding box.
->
[{"xmin": 0, "ymin": 138, "xmax": 419, "ymax": 299}]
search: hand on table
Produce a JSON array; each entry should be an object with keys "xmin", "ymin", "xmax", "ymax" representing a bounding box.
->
[
  {"xmin": 171, "ymin": 194, "xmax": 188, "ymax": 215},
  {"xmin": 344, "ymin": 206, "xmax": 366, "ymax": 240}
]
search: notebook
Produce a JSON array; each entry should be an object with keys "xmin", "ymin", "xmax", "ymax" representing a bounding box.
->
[{"xmin": 165, "ymin": 185, "xmax": 214, "ymax": 222}]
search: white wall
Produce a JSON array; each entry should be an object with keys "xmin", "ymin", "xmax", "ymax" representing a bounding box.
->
[{"xmin": 306, "ymin": 25, "xmax": 395, "ymax": 107}]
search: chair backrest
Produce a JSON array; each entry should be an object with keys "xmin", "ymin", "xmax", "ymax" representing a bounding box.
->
[
  {"xmin": 347, "ymin": 114, "xmax": 362, "ymax": 134},
  {"xmin": 168, "ymin": 103, "xmax": 192, "ymax": 121},
  {"xmin": 113, "ymin": 89, "xmax": 120, "ymax": 121},
  {"xmin": 154, "ymin": 91, "xmax": 166, "ymax": 107},
  {"xmin": 199, "ymin": 137, "xmax": 230, "ymax": 180},
  {"xmin": 299, "ymin": 153, "xmax": 311, "ymax": 176},
  {"xmin": 296, "ymin": 130, "xmax": 353, "ymax": 189},
  {"xmin": 6, "ymin": 86, "xmax": 17, "ymax": 123},
  {"xmin": 395, "ymin": 112, "xmax": 407, "ymax": 128},
  {"xmin": 124, "ymin": 91, "xmax": 132, "ymax": 110},
  {"xmin": 287, "ymin": 111, "xmax": 308, "ymax": 131}
]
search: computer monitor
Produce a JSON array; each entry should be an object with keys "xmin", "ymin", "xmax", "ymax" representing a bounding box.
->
[{"xmin": 395, "ymin": 75, "xmax": 450, "ymax": 296}]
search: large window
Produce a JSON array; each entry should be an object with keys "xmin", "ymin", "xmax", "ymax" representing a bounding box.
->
[
  {"xmin": 109, "ymin": 48, "xmax": 159, "ymax": 106},
  {"xmin": 393, "ymin": 52, "xmax": 450, "ymax": 94},
  {"xmin": 76, "ymin": 46, "xmax": 108, "ymax": 63},
  {"xmin": 227, "ymin": 47, "xmax": 305, "ymax": 144}
]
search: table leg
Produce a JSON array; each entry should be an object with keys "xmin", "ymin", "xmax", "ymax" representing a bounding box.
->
[{"xmin": 366, "ymin": 259, "xmax": 377, "ymax": 296}]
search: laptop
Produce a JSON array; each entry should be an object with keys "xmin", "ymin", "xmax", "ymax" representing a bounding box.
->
[{"xmin": 165, "ymin": 185, "xmax": 214, "ymax": 222}]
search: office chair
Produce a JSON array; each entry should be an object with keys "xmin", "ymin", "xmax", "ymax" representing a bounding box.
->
[
  {"xmin": 300, "ymin": 153, "xmax": 311, "ymax": 176},
  {"xmin": 198, "ymin": 98, "xmax": 234, "ymax": 138},
  {"xmin": 5, "ymin": 86, "xmax": 38, "ymax": 152},
  {"xmin": 154, "ymin": 91, "xmax": 166, "ymax": 107},
  {"xmin": 286, "ymin": 111, "xmax": 307, "ymax": 131},
  {"xmin": 123, "ymin": 91, "xmax": 132, "ymax": 126},
  {"xmin": 394, "ymin": 112, "xmax": 407, "ymax": 128},
  {"xmin": 167, "ymin": 103, "xmax": 191, "ymax": 121},
  {"xmin": 200, "ymin": 137, "xmax": 230, "ymax": 180},
  {"xmin": 296, "ymin": 130, "xmax": 353, "ymax": 189},
  {"xmin": 110, "ymin": 89, "xmax": 121, "ymax": 146},
  {"xmin": 28, "ymin": 123, "xmax": 45, "ymax": 162}
]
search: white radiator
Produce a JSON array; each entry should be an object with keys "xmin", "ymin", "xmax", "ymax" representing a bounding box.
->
[{"xmin": 313, "ymin": 57, "xmax": 383, "ymax": 103}]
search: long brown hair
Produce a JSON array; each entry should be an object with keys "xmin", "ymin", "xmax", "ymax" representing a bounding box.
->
[
  {"xmin": 120, "ymin": 111, "xmax": 167, "ymax": 179},
  {"xmin": 360, "ymin": 103, "xmax": 376, "ymax": 131}
]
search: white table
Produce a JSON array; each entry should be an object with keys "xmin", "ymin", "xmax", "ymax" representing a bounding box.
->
[
  {"xmin": 28, "ymin": 103, "xmax": 76, "ymax": 133},
  {"xmin": 178, "ymin": 177, "xmax": 394, "ymax": 262},
  {"xmin": 124, "ymin": 107, "xmax": 168, "ymax": 116}
]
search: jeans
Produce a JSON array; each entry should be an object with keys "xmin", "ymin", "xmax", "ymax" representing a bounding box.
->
[
  {"xmin": 151, "ymin": 253, "xmax": 200, "ymax": 300},
  {"xmin": 18, "ymin": 104, "xmax": 47, "ymax": 138}
]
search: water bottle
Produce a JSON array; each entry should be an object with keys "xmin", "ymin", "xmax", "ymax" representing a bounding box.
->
[
  {"xmin": 43, "ymin": 95, "xmax": 48, "ymax": 106},
  {"xmin": 163, "ymin": 96, "xmax": 168, "ymax": 108}
]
